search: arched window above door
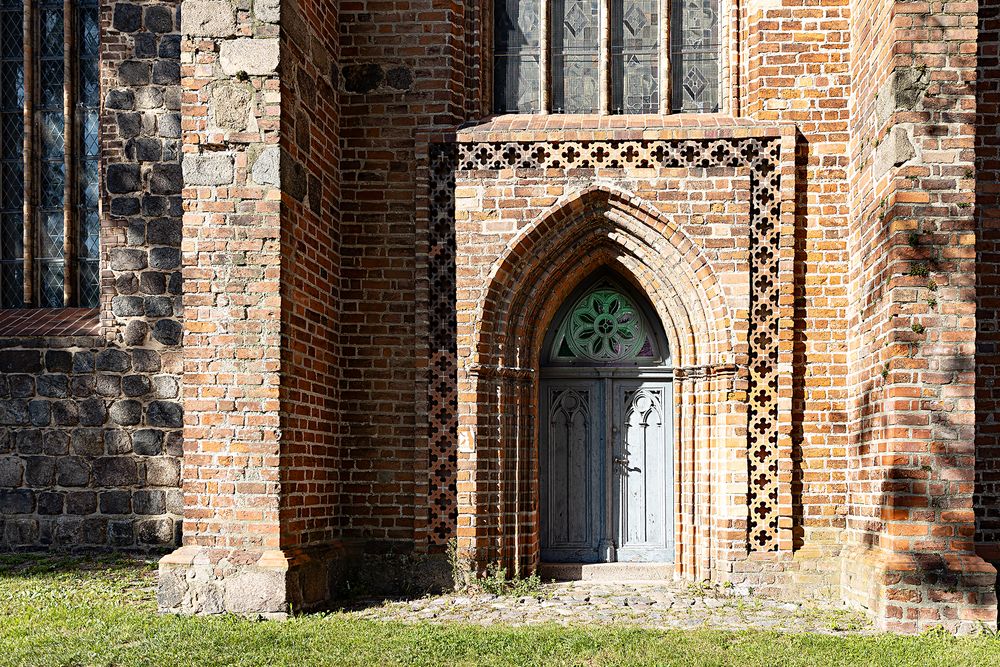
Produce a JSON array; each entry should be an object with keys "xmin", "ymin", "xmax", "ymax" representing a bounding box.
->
[
  {"xmin": 544, "ymin": 274, "xmax": 669, "ymax": 367},
  {"xmin": 493, "ymin": 0, "xmax": 720, "ymax": 114}
]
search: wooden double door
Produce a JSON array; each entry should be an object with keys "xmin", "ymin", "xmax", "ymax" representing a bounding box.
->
[{"xmin": 539, "ymin": 375, "xmax": 674, "ymax": 564}]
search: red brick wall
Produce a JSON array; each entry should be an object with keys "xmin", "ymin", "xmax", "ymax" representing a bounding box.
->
[
  {"xmin": 976, "ymin": 0, "xmax": 1000, "ymax": 553},
  {"xmin": 844, "ymin": 0, "xmax": 900, "ymax": 560},
  {"xmin": 179, "ymin": 7, "xmax": 284, "ymax": 551},
  {"xmin": 336, "ymin": 0, "xmax": 466, "ymax": 550},
  {"xmin": 278, "ymin": 0, "xmax": 343, "ymax": 551},
  {"xmin": 842, "ymin": 0, "xmax": 995, "ymax": 631},
  {"xmin": 744, "ymin": 0, "xmax": 853, "ymax": 549}
]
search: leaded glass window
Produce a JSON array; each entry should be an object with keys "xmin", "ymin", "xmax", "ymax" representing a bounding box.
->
[
  {"xmin": 37, "ymin": 0, "xmax": 65, "ymax": 308},
  {"xmin": 546, "ymin": 279, "xmax": 667, "ymax": 366},
  {"xmin": 551, "ymin": 0, "xmax": 600, "ymax": 113},
  {"xmin": 0, "ymin": 0, "xmax": 24, "ymax": 308},
  {"xmin": 0, "ymin": 0, "xmax": 100, "ymax": 309},
  {"xmin": 494, "ymin": 0, "xmax": 542, "ymax": 113},
  {"xmin": 670, "ymin": 0, "xmax": 720, "ymax": 112},
  {"xmin": 492, "ymin": 0, "xmax": 721, "ymax": 114},
  {"xmin": 611, "ymin": 0, "xmax": 659, "ymax": 113},
  {"xmin": 76, "ymin": 0, "xmax": 100, "ymax": 308}
]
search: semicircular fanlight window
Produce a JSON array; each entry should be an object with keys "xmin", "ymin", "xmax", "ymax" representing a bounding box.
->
[{"xmin": 550, "ymin": 285, "xmax": 662, "ymax": 365}]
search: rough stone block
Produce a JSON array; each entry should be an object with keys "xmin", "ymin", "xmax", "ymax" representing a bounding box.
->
[
  {"xmin": 183, "ymin": 154, "xmax": 235, "ymax": 186},
  {"xmin": 0, "ymin": 456, "xmax": 24, "ymax": 486},
  {"xmin": 57, "ymin": 457, "xmax": 91, "ymax": 487},
  {"xmin": 224, "ymin": 569, "xmax": 288, "ymax": 615},
  {"xmin": 118, "ymin": 60, "xmax": 151, "ymax": 87},
  {"xmin": 24, "ymin": 456, "xmax": 55, "ymax": 486},
  {"xmin": 0, "ymin": 350, "xmax": 42, "ymax": 374},
  {"xmin": 138, "ymin": 518, "xmax": 174, "ymax": 545},
  {"xmin": 0, "ymin": 489, "xmax": 34, "ymax": 514},
  {"xmin": 150, "ymin": 163, "xmax": 184, "ymax": 194},
  {"xmin": 66, "ymin": 491, "xmax": 98, "ymax": 515},
  {"xmin": 874, "ymin": 125, "xmax": 916, "ymax": 177},
  {"xmin": 100, "ymin": 490, "xmax": 132, "ymax": 515},
  {"xmin": 146, "ymin": 458, "xmax": 180, "ymax": 487},
  {"xmin": 112, "ymin": 3, "xmax": 141, "ymax": 32},
  {"xmin": 70, "ymin": 428, "xmax": 104, "ymax": 456},
  {"xmin": 212, "ymin": 82, "xmax": 253, "ymax": 131},
  {"xmin": 182, "ymin": 1, "xmax": 236, "ymax": 37},
  {"xmin": 219, "ymin": 38, "xmax": 280, "ymax": 76},
  {"xmin": 51, "ymin": 401, "xmax": 79, "ymax": 427},
  {"xmin": 133, "ymin": 429, "xmax": 163, "ymax": 456},
  {"xmin": 133, "ymin": 489, "xmax": 166, "ymax": 515},
  {"xmin": 93, "ymin": 457, "xmax": 138, "ymax": 487},
  {"xmin": 106, "ymin": 164, "xmax": 142, "ymax": 193},
  {"xmin": 0, "ymin": 400, "xmax": 30, "ymax": 426},
  {"xmin": 251, "ymin": 145, "xmax": 280, "ymax": 187},
  {"xmin": 254, "ymin": 0, "xmax": 280, "ymax": 23},
  {"xmin": 152, "ymin": 320, "xmax": 182, "ymax": 346},
  {"xmin": 148, "ymin": 401, "xmax": 183, "ymax": 428},
  {"xmin": 143, "ymin": 5, "xmax": 174, "ymax": 32},
  {"xmin": 109, "ymin": 400, "xmax": 143, "ymax": 426},
  {"xmin": 36, "ymin": 491, "xmax": 62, "ymax": 515}
]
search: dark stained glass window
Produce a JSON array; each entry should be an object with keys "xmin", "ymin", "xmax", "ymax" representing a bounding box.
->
[
  {"xmin": 0, "ymin": 0, "xmax": 99, "ymax": 309},
  {"xmin": 37, "ymin": 0, "xmax": 65, "ymax": 308},
  {"xmin": 494, "ymin": 0, "xmax": 721, "ymax": 115},
  {"xmin": 0, "ymin": 0, "xmax": 24, "ymax": 308},
  {"xmin": 494, "ymin": 0, "xmax": 542, "ymax": 113},
  {"xmin": 77, "ymin": 0, "xmax": 100, "ymax": 307},
  {"xmin": 670, "ymin": 0, "xmax": 720, "ymax": 112},
  {"xmin": 551, "ymin": 0, "xmax": 600, "ymax": 113},
  {"xmin": 611, "ymin": 0, "xmax": 660, "ymax": 113}
]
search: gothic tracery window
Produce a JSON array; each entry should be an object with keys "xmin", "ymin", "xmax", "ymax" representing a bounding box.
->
[
  {"xmin": 493, "ymin": 0, "xmax": 720, "ymax": 114},
  {"xmin": 0, "ymin": 0, "xmax": 100, "ymax": 309},
  {"xmin": 545, "ymin": 277, "xmax": 668, "ymax": 367}
]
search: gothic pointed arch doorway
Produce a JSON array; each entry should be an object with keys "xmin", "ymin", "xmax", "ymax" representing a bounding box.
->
[{"xmin": 539, "ymin": 270, "xmax": 674, "ymax": 564}]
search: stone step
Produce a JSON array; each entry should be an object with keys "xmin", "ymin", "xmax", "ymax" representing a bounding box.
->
[{"xmin": 538, "ymin": 562, "xmax": 676, "ymax": 583}]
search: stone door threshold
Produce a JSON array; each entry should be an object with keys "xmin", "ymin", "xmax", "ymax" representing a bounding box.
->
[{"xmin": 538, "ymin": 562, "xmax": 675, "ymax": 582}]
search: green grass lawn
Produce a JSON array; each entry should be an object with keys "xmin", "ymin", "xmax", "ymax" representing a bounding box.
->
[{"xmin": 1, "ymin": 554, "xmax": 1000, "ymax": 667}]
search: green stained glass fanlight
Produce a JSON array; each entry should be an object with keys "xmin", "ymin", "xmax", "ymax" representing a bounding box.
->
[{"xmin": 547, "ymin": 278, "xmax": 666, "ymax": 366}]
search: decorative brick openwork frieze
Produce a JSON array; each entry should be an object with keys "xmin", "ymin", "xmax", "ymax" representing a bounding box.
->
[{"xmin": 427, "ymin": 134, "xmax": 783, "ymax": 552}]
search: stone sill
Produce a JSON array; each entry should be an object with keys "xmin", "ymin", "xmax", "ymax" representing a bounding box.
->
[
  {"xmin": 0, "ymin": 307, "xmax": 100, "ymax": 338},
  {"xmin": 421, "ymin": 113, "xmax": 796, "ymax": 145}
]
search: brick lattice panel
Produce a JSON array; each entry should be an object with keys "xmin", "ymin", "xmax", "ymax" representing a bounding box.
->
[{"xmin": 427, "ymin": 137, "xmax": 782, "ymax": 551}]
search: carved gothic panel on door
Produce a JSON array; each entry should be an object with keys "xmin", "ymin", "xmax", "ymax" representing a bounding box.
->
[
  {"xmin": 613, "ymin": 381, "xmax": 673, "ymax": 562},
  {"xmin": 540, "ymin": 381, "xmax": 603, "ymax": 562}
]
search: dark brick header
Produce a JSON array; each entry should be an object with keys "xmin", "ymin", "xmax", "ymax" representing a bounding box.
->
[{"xmin": 0, "ymin": 309, "xmax": 100, "ymax": 338}]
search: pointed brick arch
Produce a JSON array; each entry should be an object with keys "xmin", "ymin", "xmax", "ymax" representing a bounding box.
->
[
  {"xmin": 457, "ymin": 186, "xmax": 746, "ymax": 578},
  {"xmin": 475, "ymin": 185, "xmax": 734, "ymax": 371}
]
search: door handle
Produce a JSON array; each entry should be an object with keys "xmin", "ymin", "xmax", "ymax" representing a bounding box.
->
[{"xmin": 614, "ymin": 457, "xmax": 641, "ymax": 472}]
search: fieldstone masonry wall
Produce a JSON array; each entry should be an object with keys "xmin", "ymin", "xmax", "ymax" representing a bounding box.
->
[{"xmin": 0, "ymin": 0, "xmax": 183, "ymax": 551}]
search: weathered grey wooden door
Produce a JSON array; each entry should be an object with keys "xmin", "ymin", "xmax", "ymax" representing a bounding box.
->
[
  {"xmin": 612, "ymin": 381, "xmax": 673, "ymax": 562},
  {"xmin": 538, "ymin": 272, "xmax": 674, "ymax": 564},
  {"xmin": 539, "ymin": 380, "xmax": 604, "ymax": 563}
]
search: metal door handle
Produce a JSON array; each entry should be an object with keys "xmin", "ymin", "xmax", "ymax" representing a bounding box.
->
[{"xmin": 614, "ymin": 457, "xmax": 640, "ymax": 472}]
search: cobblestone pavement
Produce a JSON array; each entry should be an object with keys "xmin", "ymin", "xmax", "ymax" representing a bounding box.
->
[{"xmin": 342, "ymin": 581, "xmax": 873, "ymax": 635}]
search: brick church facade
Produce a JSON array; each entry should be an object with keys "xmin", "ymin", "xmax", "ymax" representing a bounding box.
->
[{"xmin": 0, "ymin": 0, "xmax": 999, "ymax": 633}]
